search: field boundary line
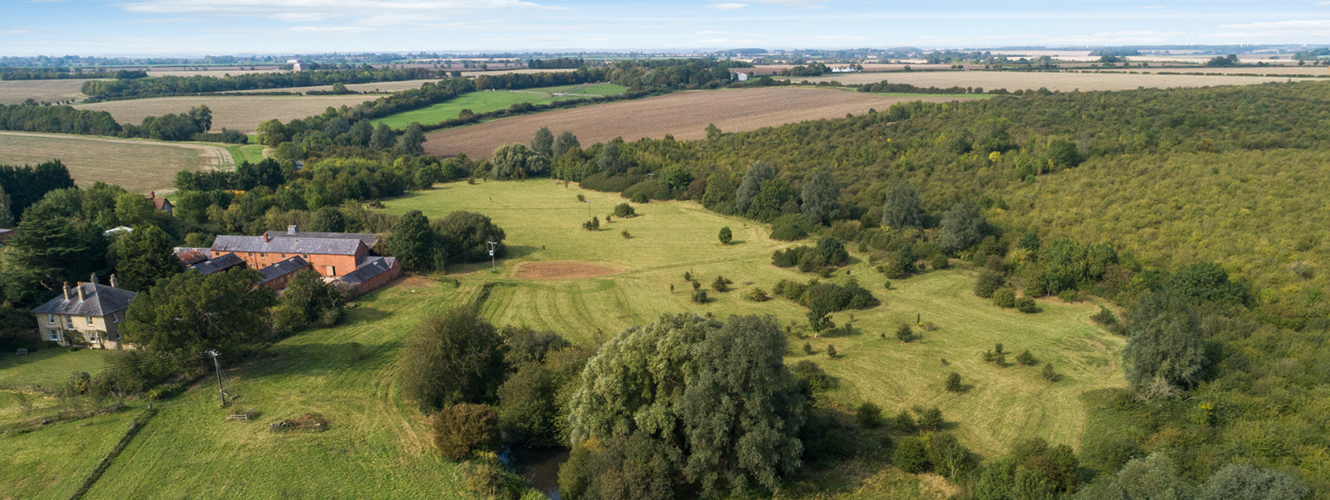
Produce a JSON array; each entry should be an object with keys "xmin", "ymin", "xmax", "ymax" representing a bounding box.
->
[{"xmin": 68, "ymin": 406, "xmax": 158, "ymax": 500}]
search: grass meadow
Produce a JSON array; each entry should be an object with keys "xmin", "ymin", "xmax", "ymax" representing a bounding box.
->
[
  {"xmin": 0, "ymin": 132, "xmax": 234, "ymax": 193},
  {"xmin": 373, "ymin": 83, "xmax": 628, "ymax": 130},
  {"xmin": 381, "ymin": 180, "xmax": 1126, "ymax": 457},
  {"xmin": 0, "ymin": 179, "xmax": 1124, "ymax": 498}
]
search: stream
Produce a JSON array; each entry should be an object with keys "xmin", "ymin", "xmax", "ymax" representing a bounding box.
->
[{"xmin": 503, "ymin": 445, "xmax": 570, "ymax": 499}]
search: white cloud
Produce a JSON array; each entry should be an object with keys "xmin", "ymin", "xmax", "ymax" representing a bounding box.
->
[
  {"xmin": 710, "ymin": 3, "xmax": 748, "ymax": 9},
  {"xmin": 0, "ymin": 30, "xmax": 37, "ymax": 35},
  {"xmin": 115, "ymin": 0, "xmax": 565, "ymax": 26}
]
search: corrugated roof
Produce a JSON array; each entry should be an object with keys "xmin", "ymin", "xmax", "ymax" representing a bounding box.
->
[
  {"xmin": 264, "ymin": 231, "xmax": 380, "ymax": 248},
  {"xmin": 340, "ymin": 256, "xmax": 397, "ymax": 284},
  {"xmin": 174, "ymin": 247, "xmax": 211, "ymax": 265},
  {"xmin": 31, "ymin": 283, "xmax": 136, "ymax": 317},
  {"xmin": 187, "ymin": 253, "xmax": 246, "ymax": 275},
  {"xmin": 259, "ymin": 256, "xmax": 310, "ymax": 285},
  {"xmin": 212, "ymin": 235, "xmax": 364, "ymax": 256}
]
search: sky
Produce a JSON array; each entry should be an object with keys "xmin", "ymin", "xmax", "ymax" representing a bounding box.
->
[{"xmin": 3, "ymin": 0, "xmax": 1330, "ymax": 56}]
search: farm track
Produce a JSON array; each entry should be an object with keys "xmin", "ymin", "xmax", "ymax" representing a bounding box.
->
[{"xmin": 423, "ymin": 87, "xmax": 975, "ymax": 158}]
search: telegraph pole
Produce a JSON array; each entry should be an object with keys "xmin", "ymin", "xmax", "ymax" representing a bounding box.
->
[
  {"xmin": 584, "ymin": 199, "xmax": 593, "ymax": 217},
  {"xmin": 206, "ymin": 350, "xmax": 227, "ymax": 406},
  {"xmin": 486, "ymin": 241, "xmax": 498, "ymax": 272}
]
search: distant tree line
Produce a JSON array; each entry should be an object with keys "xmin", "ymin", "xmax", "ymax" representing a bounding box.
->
[
  {"xmin": 0, "ymin": 68, "xmax": 146, "ymax": 80},
  {"xmin": 80, "ymin": 67, "xmax": 449, "ymax": 101},
  {"xmin": 527, "ymin": 57, "xmax": 584, "ymax": 69}
]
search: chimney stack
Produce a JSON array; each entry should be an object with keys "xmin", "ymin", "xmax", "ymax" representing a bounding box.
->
[
  {"xmin": 62, "ymin": 282, "xmax": 71, "ymax": 301},
  {"xmin": 149, "ymin": 191, "xmax": 155, "ymax": 200},
  {"xmin": 288, "ymin": 225, "xmax": 298, "ymax": 235},
  {"xmin": 110, "ymin": 274, "xmax": 119, "ymax": 289},
  {"xmin": 90, "ymin": 273, "xmax": 99, "ymax": 285},
  {"xmin": 77, "ymin": 283, "xmax": 85, "ymax": 302},
  {"xmin": 263, "ymin": 232, "xmax": 271, "ymax": 243}
]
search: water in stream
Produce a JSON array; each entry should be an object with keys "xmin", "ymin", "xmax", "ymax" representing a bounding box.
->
[{"xmin": 503, "ymin": 446, "xmax": 570, "ymax": 499}]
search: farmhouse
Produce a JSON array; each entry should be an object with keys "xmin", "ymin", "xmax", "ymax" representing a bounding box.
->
[
  {"xmin": 30, "ymin": 275, "xmax": 135, "ymax": 349},
  {"xmin": 147, "ymin": 191, "xmax": 173, "ymax": 216},
  {"xmin": 211, "ymin": 234, "xmax": 367, "ymax": 278}
]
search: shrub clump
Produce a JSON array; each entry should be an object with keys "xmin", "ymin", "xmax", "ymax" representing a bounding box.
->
[
  {"xmin": 434, "ymin": 403, "xmax": 500, "ymax": 461},
  {"xmin": 613, "ymin": 203, "xmax": 635, "ymax": 217},
  {"xmin": 974, "ymin": 269, "xmax": 1007, "ymax": 298},
  {"xmin": 1016, "ymin": 350, "xmax": 1036, "ymax": 366},
  {"xmin": 992, "ymin": 287, "xmax": 1016, "ymax": 308},
  {"xmin": 1015, "ymin": 297, "xmax": 1037, "ymax": 313},
  {"xmin": 582, "ymin": 216, "xmax": 600, "ymax": 231},
  {"xmin": 718, "ymin": 226, "xmax": 733, "ymax": 244},
  {"xmin": 743, "ymin": 287, "xmax": 770, "ymax": 302},
  {"xmin": 896, "ymin": 323, "xmax": 914, "ymax": 342},
  {"xmin": 945, "ymin": 372, "xmax": 963, "ymax": 392},
  {"xmin": 856, "ymin": 402, "xmax": 883, "ymax": 428},
  {"xmin": 712, "ymin": 275, "xmax": 733, "ymax": 292},
  {"xmin": 691, "ymin": 289, "xmax": 708, "ymax": 304}
]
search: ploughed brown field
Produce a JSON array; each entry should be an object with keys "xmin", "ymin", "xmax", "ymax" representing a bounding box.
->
[
  {"xmin": 788, "ymin": 70, "xmax": 1292, "ymax": 91},
  {"xmin": 423, "ymin": 87, "xmax": 974, "ymax": 158}
]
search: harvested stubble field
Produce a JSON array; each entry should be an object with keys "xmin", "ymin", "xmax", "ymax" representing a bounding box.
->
[
  {"xmin": 73, "ymin": 95, "xmax": 376, "ymax": 133},
  {"xmin": 790, "ymin": 70, "xmax": 1291, "ymax": 91},
  {"xmin": 226, "ymin": 79, "xmax": 439, "ymax": 95},
  {"xmin": 1097, "ymin": 66, "xmax": 1330, "ymax": 76},
  {"xmin": 0, "ymin": 79, "xmax": 93, "ymax": 105},
  {"xmin": 423, "ymin": 87, "xmax": 976, "ymax": 158},
  {"xmin": 0, "ymin": 132, "xmax": 232, "ymax": 193}
]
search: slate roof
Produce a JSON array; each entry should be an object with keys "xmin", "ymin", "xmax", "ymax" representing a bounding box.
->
[
  {"xmin": 340, "ymin": 256, "xmax": 397, "ymax": 284},
  {"xmin": 264, "ymin": 231, "xmax": 380, "ymax": 249},
  {"xmin": 187, "ymin": 253, "xmax": 246, "ymax": 275},
  {"xmin": 212, "ymin": 235, "xmax": 365, "ymax": 256},
  {"xmin": 31, "ymin": 283, "xmax": 136, "ymax": 317},
  {"xmin": 259, "ymin": 256, "xmax": 310, "ymax": 285}
]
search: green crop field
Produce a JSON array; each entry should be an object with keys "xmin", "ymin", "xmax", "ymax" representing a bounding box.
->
[
  {"xmin": 0, "ymin": 179, "xmax": 1123, "ymax": 498},
  {"xmin": 373, "ymin": 84, "xmax": 628, "ymax": 130}
]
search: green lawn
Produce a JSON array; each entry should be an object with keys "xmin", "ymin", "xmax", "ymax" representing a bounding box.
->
[
  {"xmin": 0, "ymin": 348, "xmax": 109, "ymax": 389},
  {"xmin": 224, "ymin": 143, "xmax": 266, "ymax": 164},
  {"xmin": 382, "ymin": 180, "xmax": 1126, "ymax": 458},
  {"xmin": 373, "ymin": 84, "xmax": 628, "ymax": 130},
  {"xmin": 81, "ymin": 278, "xmax": 476, "ymax": 498},
  {"xmin": 0, "ymin": 406, "xmax": 143, "ymax": 500}
]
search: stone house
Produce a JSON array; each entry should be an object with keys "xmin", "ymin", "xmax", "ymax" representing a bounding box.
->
[{"xmin": 30, "ymin": 275, "xmax": 136, "ymax": 349}]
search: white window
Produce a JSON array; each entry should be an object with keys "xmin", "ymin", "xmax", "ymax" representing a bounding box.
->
[
  {"xmin": 112, "ymin": 313, "xmax": 120, "ymax": 324},
  {"xmin": 87, "ymin": 316, "xmax": 94, "ymax": 325},
  {"xmin": 46, "ymin": 314, "xmax": 54, "ymax": 323},
  {"xmin": 49, "ymin": 330, "xmax": 60, "ymax": 342},
  {"xmin": 87, "ymin": 331, "xmax": 98, "ymax": 342}
]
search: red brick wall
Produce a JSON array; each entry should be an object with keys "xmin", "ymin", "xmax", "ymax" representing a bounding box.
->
[
  {"xmin": 357, "ymin": 260, "xmax": 402, "ymax": 294},
  {"xmin": 213, "ymin": 244, "xmax": 366, "ymax": 277}
]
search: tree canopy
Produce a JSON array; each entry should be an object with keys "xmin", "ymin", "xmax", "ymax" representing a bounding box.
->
[
  {"xmin": 122, "ymin": 268, "xmax": 277, "ymax": 357},
  {"xmin": 1123, "ymin": 291, "xmax": 1207, "ymax": 398}
]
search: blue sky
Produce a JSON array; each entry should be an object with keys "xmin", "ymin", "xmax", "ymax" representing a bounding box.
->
[{"xmin": 2, "ymin": 1, "xmax": 1329, "ymax": 56}]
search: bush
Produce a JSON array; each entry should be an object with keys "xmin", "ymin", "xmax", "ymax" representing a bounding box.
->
[
  {"xmin": 613, "ymin": 203, "xmax": 635, "ymax": 217},
  {"xmin": 770, "ymin": 223, "xmax": 807, "ymax": 241},
  {"xmin": 992, "ymin": 287, "xmax": 1016, "ymax": 308},
  {"xmin": 1091, "ymin": 306, "xmax": 1118, "ymax": 327},
  {"xmin": 930, "ymin": 255, "xmax": 950, "ymax": 270},
  {"xmin": 718, "ymin": 226, "xmax": 732, "ymax": 244},
  {"xmin": 433, "ymin": 403, "xmax": 500, "ymax": 461},
  {"xmin": 919, "ymin": 407, "xmax": 943, "ymax": 432},
  {"xmin": 857, "ymin": 402, "xmax": 883, "ymax": 428},
  {"xmin": 1042, "ymin": 363, "xmax": 1060, "ymax": 382},
  {"xmin": 743, "ymin": 287, "xmax": 770, "ymax": 302},
  {"xmin": 975, "ymin": 269, "xmax": 1006, "ymax": 298},
  {"xmin": 691, "ymin": 289, "xmax": 708, "ymax": 304},
  {"xmin": 803, "ymin": 342, "xmax": 813, "ymax": 355},
  {"xmin": 582, "ymin": 216, "xmax": 599, "ymax": 231},
  {"xmin": 1016, "ymin": 350, "xmax": 1036, "ymax": 366},
  {"xmin": 895, "ymin": 410, "xmax": 917, "ymax": 432},
  {"xmin": 945, "ymin": 372, "xmax": 963, "ymax": 392},
  {"xmin": 791, "ymin": 359, "xmax": 835, "ymax": 393},
  {"xmin": 826, "ymin": 345, "xmax": 837, "ymax": 358},
  {"xmin": 621, "ymin": 230, "xmax": 631, "ymax": 239},
  {"xmin": 896, "ymin": 323, "xmax": 914, "ymax": 342},
  {"xmin": 1015, "ymin": 297, "xmax": 1037, "ymax": 313},
  {"xmin": 712, "ymin": 275, "xmax": 733, "ymax": 292},
  {"xmin": 630, "ymin": 192, "xmax": 648, "ymax": 203},
  {"xmin": 1058, "ymin": 289, "xmax": 1081, "ymax": 302},
  {"xmin": 893, "ymin": 436, "xmax": 929, "ymax": 473}
]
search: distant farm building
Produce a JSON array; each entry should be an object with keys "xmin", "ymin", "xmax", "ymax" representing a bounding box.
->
[
  {"xmin": 176, "ymin": 226, "xmax": 399, "ymax": 294},
  {"xmin": 287, "ymin": 58, "xmax": 307, "ymax": 71},
  {"xmin": 30, "ymin": 275, "xmax": 135, "ymax": 349},
  {"xmin": 737, "ymin": 73, "xmax": 749, "ymax": 81},
  {"xmin": 831, "ymin": 66, "xmax": 861, "ymax": 73},
  {"xmin": 148, "ymin": 191, "xmax": 173, "ymax": 215}
]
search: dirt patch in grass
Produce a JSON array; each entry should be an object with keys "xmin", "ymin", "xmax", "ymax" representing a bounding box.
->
[
  {"xmin": 424, "ymin": 87, "xmax": 972, "ymax": 158},
  {"xmin": 516, "ymin": 262, "xmax": 618, "ymax": 280}
]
